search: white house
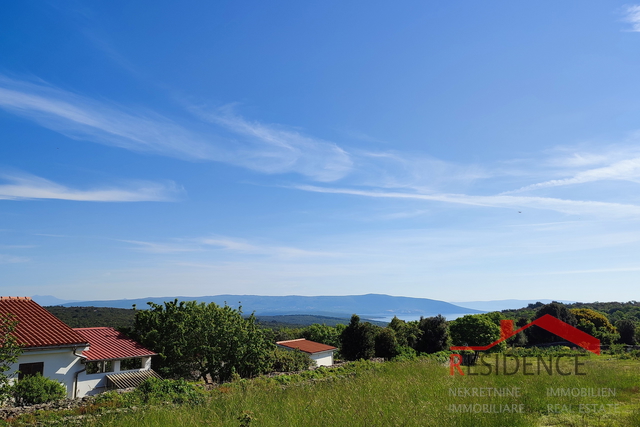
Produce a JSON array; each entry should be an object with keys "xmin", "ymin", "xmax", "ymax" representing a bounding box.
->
[
  {"xmin": 1, "ymin": 296, "xmax": 90, "ymax": 399},
  {"xmin": 276, "ymin": 338, "xmax": 337, "ymax": 367},
  {"xmin": 1, "ymin": 296, "xmax": 158, "ymax": 398}
]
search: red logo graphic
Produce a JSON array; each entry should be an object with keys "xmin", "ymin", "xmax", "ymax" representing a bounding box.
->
[{"xmin": 450, "ymin": 314, "xmax": 601, "ymax": 355}]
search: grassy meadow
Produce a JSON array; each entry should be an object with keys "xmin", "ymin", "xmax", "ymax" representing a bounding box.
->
[{"xmin": 68, "ymin": 355, "xmax": 640, "ymax": 427}]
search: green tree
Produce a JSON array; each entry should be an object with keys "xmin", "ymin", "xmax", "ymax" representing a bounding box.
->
[
  {"xmin": 571, "ymin": 308, "xmax": 619, "ymax": 346},
  {"xmin": 374, "ymin": 328, "xmax": 399, "ymax": 360},
  {"xmin": 616, "ymin": 319, "xmax": 636, "ymax": 345},
  {"xmin": 339, "ymin": 315, "xmax": 376, "ymax": 361},
  {"xmin": 387, "ymin": 317, "xmax": 421, "ymax": 348},
  {"xmin": 195, "ymin": 303, "xmax": 273, "ymax": 382},
  {"xmin": 128, "ymin": 300, "xmax": 201, "ymax": 379},
  {"xmin": 508, "ymin": 317, "xmax": 529, "ymax": 347},
  {"xmin": 0, "ymin": 315, "xmax": 21, "ymax": 400},
  {"xmin": 449, "ymin": 314, "xmax": 504, "ymax": 352},
  {"xmin": 415, "ymin": 315, "xmax": 450, "ymax": 354},
  {"xmin": 130, "ymin": 300, "xmax": 273, "ymax": 382},
  {"xmin": 301, "ymin": 324, "xmax": 341, "ymax": 348},
  {"xmin": 528, "ymin": 302, "xmax": 577, "ymax": 345}
]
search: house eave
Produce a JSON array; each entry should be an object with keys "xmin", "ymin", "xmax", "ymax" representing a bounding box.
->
[
  {"xmin": 22, "ymin": 342, "xmax": 90, "ymax": 351},
  {"xmin": 82, "ymin": 354, "xmax": 157, "ymax": 362}
]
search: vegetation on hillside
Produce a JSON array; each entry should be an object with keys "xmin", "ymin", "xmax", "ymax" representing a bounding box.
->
[
  {"xmin": 4, "ymin": 357, "xmax": 640, "ymax": 426},
  {"xmin": 44, "ymin": 306, "xmax": 136, "ymax": 329}
]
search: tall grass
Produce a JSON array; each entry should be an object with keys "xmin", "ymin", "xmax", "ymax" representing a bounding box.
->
[{"xmin": 86, "ymin": 356, "xmax": 639, "ymax": 427}]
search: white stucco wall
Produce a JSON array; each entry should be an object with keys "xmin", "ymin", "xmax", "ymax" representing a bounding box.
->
[
  {"xmin": 310, "ymin": 350, "xmax": 334, "ymax": 367},
  {"xmin": 10, "ymin": 350, "xmax": 153, "ymax": 398},
  {"xmin": 9, "ymin": 346, "xmax": 88, "ymax": 399},
  {"xmin": 76, "ymin": 356, "xmax": 153, "ymax": 397}
]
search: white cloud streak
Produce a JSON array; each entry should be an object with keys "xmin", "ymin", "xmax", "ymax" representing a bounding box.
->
[
  {"xmin": 0, "ymin": 254, "xmax": 29, "ymax": 264},
  {"xmin": 507, "ymin": 156, "xmax": 640, "ymax": 193},
  {"xmin": 0, "ymin": 76, "xmax": 352, "ymax": 182},
  {"xmin": 0, "ymin": 76, "xmax": 217, "ymax": 160},
  {"xmin": 348, "ymin": 150, "xmax": 488, "ymax": 191},
  {"xmin": 199, "ymin": 237, "xmax": 338, "ymax": 258},
  {"xmin": 623, "ymin": 5, "xmax": 640, "ymax": 32},
  {"xmin": 123, "ymin": 235, "xmax": 339, "ymax": 258},
  {"xmin": 0, "ymin": 173, "xmax": 179, "ymax": 202},
  {"xmin": 119, "ymin": 240, "xmax": 198, "ymax": 254},
  {"xmin": 193, "ymin": 108, "xmax": 353, "ymax": 182},
  {"xmin": 295, "ymin": 185, "xmax": 640, "ymax": 217}
]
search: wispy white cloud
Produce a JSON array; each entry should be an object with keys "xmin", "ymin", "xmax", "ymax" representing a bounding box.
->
[
  {"xmin": 0, "ymin": 254, "xmax": 29, "ymax": 264},
  {"xmin": 506, "ymin": 156, "xmax": 640, "ymax": 193},
  {"xmin": 0, "ymin": 75, "xmax": 353, "ymax": 182},
  {"xmin": 193, "ymin": 107, "xmax": 353, "ymax": 182},
  {"xmin": 123, "ymin": 235, "xmax": 339, "ymax": 258},
  {"xmin": 295, "ymin": 185, "xmax": 640, "ymax": 217},
  {"xmin": 540, "ymin": 266, "xmax": 640, "ymax": 275},
  {"xmin": 349, "ymin": 150, "xmax": 488, "ymax": 191},
  {"xmin": 119, "ymin": 240, "xmax": 198, "ymax": 254},
  {"xmin": 623, "ymin": 5, "xmax": 640, "ymax": 32},
  {"xmin": 0, "ymin": 76, "xmax": 218, "ymax": 160},
  {"xmin": 199, "ymin": 236, "xmax": 337, "ymax": 258},
  {"xmin": 0, "ymin": 172, "xmax": 180, "ymax": 202}
]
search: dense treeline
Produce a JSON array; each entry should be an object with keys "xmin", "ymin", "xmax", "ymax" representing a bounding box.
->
[
  {"xmin": 44, "ymin": 306, "xmax": 136, "ymax": 329},
  {"xmin": 501, "ymin": 300, "xmax": 640, "ymax": 323},
  {"xmin": 501, "ymin": 301, "xmax": 640, "ymax": 346}
]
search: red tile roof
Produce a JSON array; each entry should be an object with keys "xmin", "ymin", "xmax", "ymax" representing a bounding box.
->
[
  {"xmin": 0, "ymin": 297, "xmax": 88, "ymax": 348},
  {"xmin": 74, "ymin": 327, "xmax": 156, "ymax": 361},
  {"xmin": 276, "ymin": 339, "xmax": 337, "ymax": 354}
]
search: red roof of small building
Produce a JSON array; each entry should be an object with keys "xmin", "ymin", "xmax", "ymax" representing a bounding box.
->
[
  {"xmin": 0, "ymin": 297, "xmax": 88, "ymax": 348},
  {"xmin": 276, "ymin": 338, "xmax": 337, "ymax": 354},
  {"xmin": 74, "ymin": 327, "xmax": 156, "ymax": 361}
]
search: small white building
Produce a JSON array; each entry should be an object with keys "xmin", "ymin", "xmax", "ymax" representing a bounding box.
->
[
  {"xmin": 276, "ymin": 338, "xmax": 337, "ymax": 367},
  {"xmin": 1, "ymin": 297, "xmax": 158, "ymax": 398},
  {"xmin": 73, "ymin": 327, "xmax": 158, "ymax": 397}
]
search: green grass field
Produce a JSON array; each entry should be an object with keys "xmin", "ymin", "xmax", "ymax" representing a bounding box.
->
[{"xmin": 79, "ymin": 355, "xmax": 640, "ymax": 427}]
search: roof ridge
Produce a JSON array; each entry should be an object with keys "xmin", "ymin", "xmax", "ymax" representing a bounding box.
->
[
  {"xmin": 73, "ymin": 327, "xmax": 113, "ymax": 330},
  {"xmin": 0, "ymin": 296, "xmax": 32, "ymax": 300},
  {"xmin": 276, "ymin": 338, "xmax": 306, "ymax": 343}
]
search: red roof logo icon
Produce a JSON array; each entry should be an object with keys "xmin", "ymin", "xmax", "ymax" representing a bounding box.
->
[{"xmin": 450, "ymin": 314, "xmax": 601, "ymax": 355}]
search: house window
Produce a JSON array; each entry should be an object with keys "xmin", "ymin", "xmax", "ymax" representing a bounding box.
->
[
  {"xmin": 85, "ymin": 360, "xmax": 113, "ymax": 374},
  {"xmin": 18, "ymin": 362, "xmax": 44, "ymax": 380},
  {"xmin": 120, "ymin": 358, "xmax": 143, "ymax": 371}
]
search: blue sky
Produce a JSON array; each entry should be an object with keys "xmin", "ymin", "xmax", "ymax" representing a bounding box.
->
[{"xmin": 2, "ymin": 1, "xmax": 640, "ymax": 302}]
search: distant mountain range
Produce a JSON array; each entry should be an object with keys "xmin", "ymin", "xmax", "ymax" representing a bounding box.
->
[
  {"xmin": 40, "ymin": 294, "xmax": 578, "ymax": 320},
  {"xmin": 57, "ymin": 294, "xmax": 484, "ymax": 320},
  {"xmin": 31, "ymin": 295, "xmax": 80, "ymax": 306}
]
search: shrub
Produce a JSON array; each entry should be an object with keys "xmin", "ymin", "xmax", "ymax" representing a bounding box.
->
[
  {"xmin": 392, "ymin": 346, "xmax": 417, "ymax": 362},
  {"xmin": 271, "ymin": 348, "xmax": 313, "ymax": 372},
  {"xmin": 11, "ymin": 374, "xmax": 66, "ymax": 406},
  {"xmin": 134, "ymin": 377, "xmax": 204, "ymax": 405}
]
